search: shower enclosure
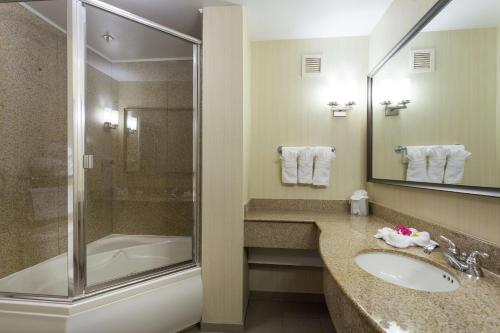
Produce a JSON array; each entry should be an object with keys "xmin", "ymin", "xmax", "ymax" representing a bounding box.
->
[{"xmin": 0, "ymin": 0, "xmax": 201, "ymax": 313}]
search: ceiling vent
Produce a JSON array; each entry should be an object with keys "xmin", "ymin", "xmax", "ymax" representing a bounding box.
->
[
  {"xmin": 302, "ymin": 54, "xmax": 323, "ymax": 77},
  {"xmin": 410, "ymin": 49, "xmax": 435, "ymax": 73}
]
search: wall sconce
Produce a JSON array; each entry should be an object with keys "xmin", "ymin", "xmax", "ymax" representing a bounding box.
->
[
  {"xmin": 379, "ymin": 78, "xmax": 411, "ymax": 116},
  {"xmin": 328, "ymin": 79, "xmax": 356, "ymax": 117},
  {"xmin": 328, "ymin": 101, "xmax": 356, "ymax": 117},
  {"xmin": 380, "ymin": 99, "xmax": 411, "ymax": 116},
  {"xmin": 127, "ymin": 115, "xmax": 138, "ymax": 134},
  {"xmin": 104, "ymin": 108, "xmax": 119, "ymax": 130}
]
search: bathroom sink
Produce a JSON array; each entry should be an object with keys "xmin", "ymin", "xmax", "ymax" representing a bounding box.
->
[{"xmin": 355, "ymin": 252, "xmax": 460, "ymax": 292}]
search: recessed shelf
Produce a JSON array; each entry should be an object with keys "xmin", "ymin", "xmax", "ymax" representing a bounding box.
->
[{"xmin": 247, "ymin": 248, "xmax": 323, "ymax": 268}]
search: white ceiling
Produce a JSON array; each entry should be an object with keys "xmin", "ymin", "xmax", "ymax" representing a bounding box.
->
[
  {"xmin": 239, "ymin": 0, "xmax": 393, "ymax": 41},
  {"xmin": 424, "ymin": 0, "xmax": 500, "ymax": 32},
  {"xmin": 24, "ymin": 0, "xmax": 395, "ymax": 61},
  {"xmin": 25, "ymin": 0, "xmax": 235, "ymax": 61}
]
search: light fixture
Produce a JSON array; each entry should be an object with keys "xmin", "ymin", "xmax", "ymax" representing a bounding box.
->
[
  {"xmin": 328, "ymin": 101, "xmax": 356, "ymax": 117},
  {"xmin": 328, "ymin": 79, "xmax": 356, "ymax": 117},
  {"xmin": 127, "ymin": 115, "xmax": 138, "ymax": 134},
  {"xmin": 102, "ymin": 33, "xmax": 114, "ymax": 43},
  {"xmin": 104, "ymin": 108, "xmax": 119, "ymax": 130},
  {"xmin": 380, "ymin": 78, "xmax": 411, "ymax": 116}
]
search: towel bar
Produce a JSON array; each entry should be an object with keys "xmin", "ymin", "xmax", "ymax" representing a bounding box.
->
[
  {"xmin": 277, "ymin": 146, "xmax": 336, "ymax": 154},
  {"xmin": 394, "ymin": 145, "xmax": 407, "ymax": 154},
  {"xmin": 394, "ymin": 144, "xmax": 462, "ymax": 154}
]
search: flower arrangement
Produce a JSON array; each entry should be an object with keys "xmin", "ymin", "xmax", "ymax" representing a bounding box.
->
[{"xmin": 394, "ymin": 225, "xmax": 413, "ymax": 236}]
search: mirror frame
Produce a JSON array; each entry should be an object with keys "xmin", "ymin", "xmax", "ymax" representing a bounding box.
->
[{"xmin": 367, "ymin": 0, "xmax": 500, "ymax": 198}]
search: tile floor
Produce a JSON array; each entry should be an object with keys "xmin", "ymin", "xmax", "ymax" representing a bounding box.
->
[{"xmin": 184, "ymin": 299, "xmax": 335, "ymax": 333}]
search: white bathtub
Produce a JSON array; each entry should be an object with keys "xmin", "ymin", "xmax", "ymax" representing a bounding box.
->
[
  {"xmin": 0, "ymin": 235, "xmax": 201, "ymax": 333},
  {"xmin": 0, "ymin": 234, "xmax": 192, "ymax": 295}
]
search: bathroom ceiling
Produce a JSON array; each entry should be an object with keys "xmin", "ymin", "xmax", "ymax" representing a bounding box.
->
[
  {"xmin": 235, "ymin": 0, "xmax": 394, "ymax": 41},
  {"xmin": 24, "ymin": 0, "xmax": 235, "ymax": 62},
  {"xmin": 423, "ymin": 0, "xmax": 500, "ymax": 32},
  {"xmin": 24, "ymin": 0, "xmax": 395, "ymax": 61}
]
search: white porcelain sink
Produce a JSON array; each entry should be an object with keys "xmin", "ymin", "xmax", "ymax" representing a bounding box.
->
[{"xmin": 355, "ymin": 252, "xmax": 460, "ymax": 292}]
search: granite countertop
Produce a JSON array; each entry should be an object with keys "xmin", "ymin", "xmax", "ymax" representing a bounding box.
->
[{"xmin": 244, "ymin": 209, "xmax": 500, "ymax": 332}]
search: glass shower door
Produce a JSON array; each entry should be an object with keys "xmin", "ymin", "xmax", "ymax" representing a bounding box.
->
[
  {"xmin": 0, "ymin": 0, "xmax": 69, "ymax": 297},
  {"xmin": 83, "ymin": 3, "xmax": 199, "ymax": 289}
]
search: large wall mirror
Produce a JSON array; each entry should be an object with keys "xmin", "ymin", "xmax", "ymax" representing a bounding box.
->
[{"xmin": 368, "ymin": 0, "xmax": 500, "ymax": 197}]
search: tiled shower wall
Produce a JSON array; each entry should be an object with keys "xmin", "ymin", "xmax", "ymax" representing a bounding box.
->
[
  {"xmin": 110, "ymin": 61, "xmax": 194, "ymax": 237},
  {"xmin": 0, "ymin": 3, "xmax": 194, "ymax": 280},
  {"xmin": 0, "ymin": 3, "xmax": 69, "ymax": 278}
]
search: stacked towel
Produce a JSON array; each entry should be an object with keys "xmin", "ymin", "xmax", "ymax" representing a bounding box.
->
[
  {"xmin": 298, "ymin": 147, "xmax": 314, "ymax": 184},
  {"xmin": 444, "ymin": 146, "xmax": 471, "ymax": 184},
  {"xmin": 281, "ymin": 147, "xmax": 299, "ymax": 184},
  {"xmin": 406, "ymin": 146, "xmax": 429, "ymax": 182},
  {"xmin": 313, "ymin": 147, "xmax": 336, "ymax": 186},
  {"xmin": 374, "ymin": 227, "xmax": 438, "ymax": 249},
  {"xmin": 427, "ymin": 146, "xmax": 448, "ymax": 183}
]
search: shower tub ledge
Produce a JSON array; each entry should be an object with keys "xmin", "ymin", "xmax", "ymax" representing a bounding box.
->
[{"xmin": 0, "ymin": 235, "xmax": 202, "ymax": 333}]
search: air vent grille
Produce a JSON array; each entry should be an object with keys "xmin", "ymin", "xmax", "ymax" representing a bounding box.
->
[
  {"xmin": 302, "ymin": 55, "xmax": 323, "ymax": 77},
  {"xmin": 410, "ymin": 49, "xmax": 435, "ymax": 73}
]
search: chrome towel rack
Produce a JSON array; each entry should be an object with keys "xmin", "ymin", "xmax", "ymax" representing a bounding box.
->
[
  {"xmin": 277, "ymin": 146, "xmax": 336, "ymax": 154},
  {"xmin": 394, "ymin": 144, "xmax": 462, "ymax": 154},
  {"xmin": 394, "ymin": 145, "xmax": 407, "ymax": 154}
]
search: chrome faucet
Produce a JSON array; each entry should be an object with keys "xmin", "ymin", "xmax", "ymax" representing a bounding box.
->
[{"xmin": 440, "ymin": 235, "xmax": 489, "ymax": 278}]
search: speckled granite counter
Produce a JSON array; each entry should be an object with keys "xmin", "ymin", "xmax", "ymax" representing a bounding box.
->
[{"xmin": 245, "ymin": 207, "xmax": 500, "ymax": 333}]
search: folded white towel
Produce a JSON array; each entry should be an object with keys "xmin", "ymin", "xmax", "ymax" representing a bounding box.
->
[
  {"xmin": 374, "ymin": 227, "xmax": 439, "ymax": 249},
  {"xmin": 312, "ymin": 147, "xmax": 336, "ymax": 187},
  {"xmin": 427, "ymin": 146, "xmax": 448, "ymax": 183},
  {"xmin": 298, "ymin": 147, "xmax": 314, "ymax": 184},
  {"xmin": 281, "ymin": 147, "xmax": 299, "ymax": 184},
  {"xmin": 444, "ymin": 147, "xmax": 471, "ymax": 184},
  {"xmin": 406, "ymin": 146, "xmax": 429, "ymax": 182}
]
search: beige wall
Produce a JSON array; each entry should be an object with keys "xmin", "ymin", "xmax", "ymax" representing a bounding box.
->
[
  {"xmin": 243, "ymin": 12, "xmax": 252, "ymax": 206},
  {"xmin": 249, "ymin": 37, "xmax": 368, "ymax": 200},
  {"xmin": 202, "ymin": 6, "xmax": 246, "ymax": 326},
  {"xmin": 242, "ymin": 10, "xmax": 252, "ymax": 317},
  {"xmin": 369, "ymin": 0, "xmax": 500, "ymax": 247},
  {"xmin": 372, "ymin": 28, "xmax": 499, "ymax": 187},
  {"xmin": 249, "ymin": 265, "xmax": 323, "ymax": 294},
  {"xmin": 369, "ymin": 0, "xmax": 437, "ymax": 69},
  {"xmin": 497, "ymin": 26, "xmax": 500, "ymax": 188}
]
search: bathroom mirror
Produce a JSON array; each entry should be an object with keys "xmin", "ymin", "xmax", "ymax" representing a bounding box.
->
[{"xmin": 368, "ymin": 0, "xmax": 500, "ymax": 197}]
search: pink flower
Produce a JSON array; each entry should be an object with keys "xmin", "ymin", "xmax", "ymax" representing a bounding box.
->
[{"xmin": 394, "ymin": 225, "xmax": 412, "ymax": 236}]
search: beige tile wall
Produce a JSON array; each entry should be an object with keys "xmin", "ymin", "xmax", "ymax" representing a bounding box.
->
[
  {"xmin": 0, "ymin": 3, "xmax": 69, "ymax": 279},
  {"xmin": 0, "ymin": 3, "xmax": 195, "ymax": 283},
  {"xmin": 368, "ymin": 0, "xmax": 500, "ymax": 247},
  {"xmin": 249, "ymin": 37, "xmax": 369, "ymax": 200},
  {"xmin": 85, "ymin": 65, "xmax": 116, "ymax": 244},
  {"xmin": 111, "ymin": 60, "xmax": 194, "ymax": 236}
]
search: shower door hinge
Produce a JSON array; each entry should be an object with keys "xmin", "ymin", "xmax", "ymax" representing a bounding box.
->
[{"xmin": 83, "ymin": 155, "xmax": 94, "ymax": 169}]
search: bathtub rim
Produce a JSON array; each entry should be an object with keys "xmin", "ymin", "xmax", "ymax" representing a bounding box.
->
[
  {"xmin": 0, "ymin": 266, "xmax": 201, "ymax": 315},
  {"xmin": 0, "ymin": 234, "xmax": 195, "ymax": 302},
  {"xmin": 0, "ymin": 261, "xmax": 199, "ymax": 304}
]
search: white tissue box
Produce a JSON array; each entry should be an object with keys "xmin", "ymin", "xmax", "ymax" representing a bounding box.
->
[{"xmin": 350, "ymin": 197, "xmax": 368, "ymax": 216}]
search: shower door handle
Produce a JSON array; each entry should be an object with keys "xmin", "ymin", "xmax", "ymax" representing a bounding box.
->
[{"xmin": 83, "ymin": 155, "xmax": 94, "ymax": 169}]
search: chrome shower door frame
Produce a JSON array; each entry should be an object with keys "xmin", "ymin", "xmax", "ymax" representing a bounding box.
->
[
  {"xmin": 74, "ymin": 0, "xmax": 202, "ymax": 299},
  {"xmin": 0, "ymin": 0, "xmax": 201, "ymax": 302}
]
